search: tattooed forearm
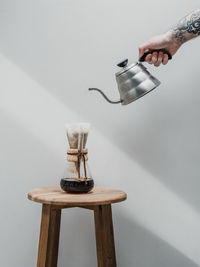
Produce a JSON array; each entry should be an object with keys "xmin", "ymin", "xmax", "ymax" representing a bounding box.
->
[{"xmin": 172, "ymin": 9, "xmax": 200, "ymax": 44}]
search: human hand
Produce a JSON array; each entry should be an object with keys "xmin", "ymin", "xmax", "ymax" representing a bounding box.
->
[{"xmin": 138, "ymin": 31, "xmax": 182, "ymax": 66}]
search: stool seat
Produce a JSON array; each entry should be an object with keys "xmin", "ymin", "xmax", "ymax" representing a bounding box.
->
[{"xmin": 28, "ymin": 186, "xmax": 127, "ymax": 206}]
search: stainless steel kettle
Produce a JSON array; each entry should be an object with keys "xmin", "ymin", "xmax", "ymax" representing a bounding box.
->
[{"xmin": 89, "ymin": 50, "xmax": 172, "ymax": 105}]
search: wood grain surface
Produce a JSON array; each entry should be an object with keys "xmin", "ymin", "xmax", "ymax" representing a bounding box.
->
[
  {"xmin": 28, "ymin": 186, "xmax": 127, "ymax": 206},
  {"xmin": 94, "ymin": 204, "xmax": 117, "ymax": 267},
  {"xmin": 37, "ymin": 204, "xmax": 61, "ymax": 267}
]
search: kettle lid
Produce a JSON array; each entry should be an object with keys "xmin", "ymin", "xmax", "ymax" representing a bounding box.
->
[{"xmin": 116, "ymin": 58, "xmax": 137, "ymax": 77}]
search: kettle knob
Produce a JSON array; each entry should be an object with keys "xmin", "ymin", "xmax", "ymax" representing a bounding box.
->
[{"xmin": 117, "ymin": 59, "xmax": 128, "ymax": 68}]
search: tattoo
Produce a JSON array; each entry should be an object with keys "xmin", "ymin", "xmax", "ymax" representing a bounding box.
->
[
  {"xmin": 173, "ymin": 31, "xmax": 187, "ymax": 43},
  {"xmin": 172, "ymin": 9, "xmax": 200, "ymax": 43}
]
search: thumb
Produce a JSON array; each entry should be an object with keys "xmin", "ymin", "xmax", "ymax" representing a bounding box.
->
[{"xmin": 138, "ymin": 44, "xmax": 150, "ymax": 58}]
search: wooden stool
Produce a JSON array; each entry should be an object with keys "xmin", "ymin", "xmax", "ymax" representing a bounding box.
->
[{"xmin": 28, "ymin": 186, "xmax": 127, "ymax": 267}]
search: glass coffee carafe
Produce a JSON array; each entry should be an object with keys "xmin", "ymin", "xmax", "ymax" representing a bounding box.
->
[{"xmin": 60, "ymin": 123, "xmax": 94, "ymax": 193}]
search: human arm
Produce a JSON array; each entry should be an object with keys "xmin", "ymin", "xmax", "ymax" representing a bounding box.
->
[{"xmin": 138, "ymin": 8, "xmax": 200, "ymax": 66}]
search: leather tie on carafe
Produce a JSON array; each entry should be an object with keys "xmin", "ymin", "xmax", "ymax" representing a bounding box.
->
[{"xmin": 67, "ymin": 148, "xmax": 88, "ymax": 183}]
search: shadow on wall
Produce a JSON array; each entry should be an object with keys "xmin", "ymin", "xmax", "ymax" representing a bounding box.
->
[
  {"xmin": 1, "ymin": 108, "xmax": 199, "ymax": 267},
  {"xmin": 114, "ymin": 209, "xmax": 200, "ymax": 267},
  {"xmin": 0, "ymin": 108, "xmax": 63, "ymax": 267},
  {"xmin": 57, "ymin": 205, "xmax": 200, "ymax": 267},
  {"xmin": 0, "ymin": 0, "xmax": 200, "ymax": 213}
]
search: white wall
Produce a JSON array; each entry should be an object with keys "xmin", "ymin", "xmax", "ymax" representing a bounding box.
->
[{"xmin": 1, "ymin": 0, "xmax": 200, "ymax": 266}]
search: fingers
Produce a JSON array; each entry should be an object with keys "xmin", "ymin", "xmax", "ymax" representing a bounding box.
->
[
  {"xmin": 144, "ymin": 51, "xmax": 169, "ymax": 67},
  {"xmin": 145, "ymin": 52, "xmax": 158, "ymax": 65},
  {"xmin": 162, "ymin": 53, "xmax": 169, "ymax": 65},
  {"xmin": 154, "ymin": 51, "xmax": 163, "ymax": 67},
  {"xmin": 151, "ymin": 52, "xmax": 158, "ymax": 65},
  {"xmin": 145, "ymin": 54, "xmax": 153, "ymax": 64}
]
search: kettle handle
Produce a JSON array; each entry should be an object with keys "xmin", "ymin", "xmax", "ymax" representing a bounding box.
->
[
  {"xmin": 88, "ymin": 88, "xmax": 122, "ymax": 104},
  {"xmin": 139, "ymin": 49, "xmax": 172, "ymax": 62}
]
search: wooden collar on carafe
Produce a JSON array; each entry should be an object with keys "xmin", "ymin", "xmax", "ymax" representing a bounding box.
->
[{"xmin": 67, "ymin": 148, "xmax": 88, "ymax": 162}]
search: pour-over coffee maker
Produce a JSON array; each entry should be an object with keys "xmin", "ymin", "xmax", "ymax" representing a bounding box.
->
[{"xmin": 60, "ymin": 123, "xmax": 94, "ymax": 193}]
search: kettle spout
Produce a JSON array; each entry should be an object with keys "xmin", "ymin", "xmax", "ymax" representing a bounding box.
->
[{"xmin": 88, "ymin": 88, "xmax": 122, "ymax": 104}]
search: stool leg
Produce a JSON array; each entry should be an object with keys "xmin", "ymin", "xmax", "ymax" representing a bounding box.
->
[
  {"xmin": 37, "ymin": 204, "xmax": 61, "ymax": 267},
  {"xmin": 94, "ymin": 204, "xmax": 117, "ymax": 267}
]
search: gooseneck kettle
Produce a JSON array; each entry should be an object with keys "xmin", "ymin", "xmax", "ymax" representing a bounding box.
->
[{"xmin": 89, "ymin": 50, "xmax": 172, "ymax": 105}]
